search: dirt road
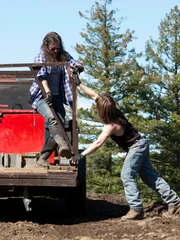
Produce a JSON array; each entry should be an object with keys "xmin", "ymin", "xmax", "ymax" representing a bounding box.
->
[{"xmin": 0, "ymin": 193, "xmax": 179, "ymax": 240}]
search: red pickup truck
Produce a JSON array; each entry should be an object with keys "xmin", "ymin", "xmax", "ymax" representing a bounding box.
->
[{"xmin": 0, "ymin": 63, "xmax": 86, "ymax": 215}]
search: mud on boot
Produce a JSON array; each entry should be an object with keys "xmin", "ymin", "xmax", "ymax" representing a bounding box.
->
[
  {"xmin": 163, "ymin": 202, "xmax": 180, "ymax": 217},
  {"xmin": 121, "ymin": 209, "xmax": 144, "ymax": 221}
]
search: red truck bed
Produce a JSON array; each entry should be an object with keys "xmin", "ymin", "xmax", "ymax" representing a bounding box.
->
[{"xmin": 0, "ymin": 64, "xmax": 86, "ymax": 214}]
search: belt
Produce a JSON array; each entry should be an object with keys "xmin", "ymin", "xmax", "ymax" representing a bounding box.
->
[
  {"xmin": 125, "ymin": 136, "xmax": 146, "ymax": 151},
  {"xmin": 128, "ymin": 136, "xmax": 143, "ymax": 148},
  {"xmin": 134, "ymin": 136, "xmax": 142, "ymax": 143},
  {"xmin": 133, "ymin": 136, "xmax": 146, "ymax": 144}
]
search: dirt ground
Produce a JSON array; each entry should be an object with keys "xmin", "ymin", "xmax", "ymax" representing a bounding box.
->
[{"xmin": 0, "ymin": 193, "xmax": 179, "ymax": 240}]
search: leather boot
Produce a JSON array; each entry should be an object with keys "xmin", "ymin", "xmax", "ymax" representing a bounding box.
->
[
  {"xmin": 168, "ymin": 202, "xmax": 180, "ymax": 215},
  {"xmin": 121, "ymin": 209, "xmax": 144, "ymax": 221}
]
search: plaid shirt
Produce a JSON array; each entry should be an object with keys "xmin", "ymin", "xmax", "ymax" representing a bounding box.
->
[{"xmin": 29, "ymin": 51, "xmax": 78, "ymax": 109}]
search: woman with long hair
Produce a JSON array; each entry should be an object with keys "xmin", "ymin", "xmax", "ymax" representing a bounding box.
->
[
  {"xmin": 29, "ymin": 32, "xmax": 83, "ymax": 167},
  {"xmin": 71, "ymin": 79, "xmax": 180, "ymax": 221}
]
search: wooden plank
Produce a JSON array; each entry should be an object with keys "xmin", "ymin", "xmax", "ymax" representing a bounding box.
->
[
  {"xmin": 0, "ymin": 173, "xmax": 77, "ymax": 179},
  {"xmin": 0, "ymin": 63, "xmax": 70, "ymax": 68},
  {"xmin": 0, "ymin": 71, "xmax": 33, "ymax": 78},
  {"xmin": 0, "ymin": 167, "xmax": 47, "ymax": 173},
  {"xmin": 0, "ymin": 168, "xmax": 78, "ymax": 187},
  {"xmin": 0, "ymin": 178, "xmax": 77, "ymax": 187},
  {"xmin": 0, "ymin": 168, "xmax": 78, "ymax": 178}
]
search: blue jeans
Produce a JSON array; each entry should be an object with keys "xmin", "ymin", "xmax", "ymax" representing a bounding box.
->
[
  {"xmin": 121, "ymin": 138, "xmax": 180, "ymax": 210},
  {"xmin": 37, "ymin": 97, "xmax": 65, "ymax": 128}
]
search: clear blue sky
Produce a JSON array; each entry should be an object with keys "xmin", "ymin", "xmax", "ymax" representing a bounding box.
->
[
  {"xmin": 0, "ymin": 0, "xmax": 179, "ymax": 108},
  {"xmin": 1, "ymin": 0, "xmax": 179, "ymax": 63}
]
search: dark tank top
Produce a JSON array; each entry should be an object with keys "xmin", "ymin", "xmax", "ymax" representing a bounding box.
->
[
  {"xmin": 110, "ymin": 110, "xmax": 141, "ymax": 151},
  {"xmin": 48, "ymin": 66, "xmax": 65, "ymax": 100}
]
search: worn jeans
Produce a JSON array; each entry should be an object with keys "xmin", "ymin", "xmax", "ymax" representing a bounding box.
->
[
  {"xmin": 121, "ymin": 138, "xmax": 180, "ymax": 210},
  {"xmin": 36, "ymin": 96, "xmax": 65, "ymax": 159},
  {"xmin": 37, "ymin": 97, "xmax": 65, "ymax": 128}
]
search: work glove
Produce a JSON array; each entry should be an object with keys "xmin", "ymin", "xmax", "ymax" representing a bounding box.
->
[
  {"xmin": 72, "ymin": 65, "xmax": 83, "ymax": 86},
  {"xmin": 73, "ymin": 73, "xmax": 81, "ymax": 86},
  {"xmin": 75, "ymin": 65, "xmax": 84, "ymax": 74},
  {"xmin": 44, "ymin": 92, "xmax": 52, "ymax": 106},
  {"xmin": 71, "ymin": 65, "xmax": 83, "ymax": 86},
  {"xmin": 70, "ymin": 154, "xmax": 84, "ymax": 166}
]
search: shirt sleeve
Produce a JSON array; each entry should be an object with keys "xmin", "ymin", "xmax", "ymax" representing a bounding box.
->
[
  {"xmin": 34, "ymin": 52, "xmax": 49, "ymax": 80},
  {"xmin": 68, "ymin": 54, "xmax": 80, "ymax": 67}
]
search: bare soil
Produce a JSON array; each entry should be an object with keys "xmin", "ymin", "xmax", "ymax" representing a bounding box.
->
[{"xmin": 0, "ymin": 193, "xmax": 179, "ymax": 240}]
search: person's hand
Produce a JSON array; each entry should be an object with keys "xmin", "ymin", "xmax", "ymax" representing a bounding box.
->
[
  {"xmin": 71, "ymin": 65, "xmax": 84, "ymax": 86},
  {"xmin": 75, "ymin": 65, "xmax": 84, "ymax": 74},
  {"xmin": 44, "ymin": 92, "xmax": 52, "ymax": 106},
  {"xmin": 70, "ymin": 154, "xmax": 84, "ymax": 165},
  {"xmin": 73, "ymin": 73, "xmax": 81, "ymax": 86}
]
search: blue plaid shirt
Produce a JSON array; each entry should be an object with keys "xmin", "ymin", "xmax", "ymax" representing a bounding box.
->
[{"xmin": 29, "ymin": 51, "xmax": 78, "ymax": 109}]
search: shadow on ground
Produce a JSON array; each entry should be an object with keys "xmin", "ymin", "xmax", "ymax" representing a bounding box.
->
[{"xmin": 0, "ymin": 195, "xmax": 129, "ymax": 225}]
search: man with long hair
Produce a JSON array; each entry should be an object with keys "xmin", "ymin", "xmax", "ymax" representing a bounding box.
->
[
  {"xmin": 71, "ymin": 77, "xmax": 180, "ymax": 221},
  {"xmin": 29, "ymin": 32, "xmax": 83, "ymax": 167}
]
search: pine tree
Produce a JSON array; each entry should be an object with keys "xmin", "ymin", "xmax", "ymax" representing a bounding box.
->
[
  {"xmin": 75, "ymin": 0, "xmax": 143, "ymax": 193},
  {"xmin": 142, "ymin": 5, "xmax": 180, "ymax": 192}
]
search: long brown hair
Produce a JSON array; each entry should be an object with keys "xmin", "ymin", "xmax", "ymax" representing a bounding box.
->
[
  {"xmin": 41, "ymin": 32, "xmax": 69, "ymax": 62},
  {"xmin": 96, "ymin": 93, "xmax": 126, "ymax": 125}
]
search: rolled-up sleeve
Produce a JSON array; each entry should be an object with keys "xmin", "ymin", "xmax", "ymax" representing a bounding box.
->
[
  {"xmin": 63, "ymin": 55, "xmax": 81, "ymax": 108},
  {"xmin": 69, "ymin": 55, "xmax": 80, "ymax": 67}
]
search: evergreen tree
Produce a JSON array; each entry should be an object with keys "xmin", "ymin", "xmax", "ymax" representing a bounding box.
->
[
  {"xmin": 75, "ymin": 0, "xmax": 143, "ymax": 193},
  {"xmin": 141, "ymin": 5, "xmax": 180, "ymax": 193}
]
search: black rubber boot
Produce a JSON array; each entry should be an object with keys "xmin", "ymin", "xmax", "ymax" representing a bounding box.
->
[
  {"xmin": 40, "ymin": 131, "xmax": 58, "ymax": 159},
  {"xmin": 49, "ymin": 125, "xmax": 72, "ymax": 159},
  {"xmin": 53, "ymin": 134, "xmax": 72, "ymax": 159},
  {"xmin": 36, "ymin": 129, "xmax": 58, "ymax": 167}
]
